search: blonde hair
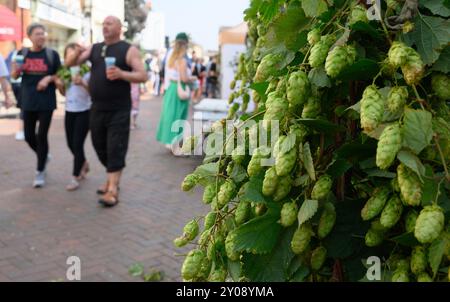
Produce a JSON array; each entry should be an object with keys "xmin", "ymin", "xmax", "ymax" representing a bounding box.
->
[{"xmin": 168, "ymin": 40, "xmax": 188, "ymax": 68}]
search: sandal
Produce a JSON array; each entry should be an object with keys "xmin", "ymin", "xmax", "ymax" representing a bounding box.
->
[
  {"xmin": 99, "ymin": 191, "xmax": 120, "ymax": 208},
  {"xmin": 96, "ymin": 184, "xmax": 120, "ymax": 195}
]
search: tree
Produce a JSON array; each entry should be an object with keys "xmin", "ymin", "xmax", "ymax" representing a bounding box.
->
[{"xmin": 124, "ymin": 0, "xmax": 149, "ymax": 40}]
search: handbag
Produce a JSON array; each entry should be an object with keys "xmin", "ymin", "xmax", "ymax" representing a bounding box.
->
[{"xmin": 177, "ymin": 78, "xmax": 191, "ymax": 101}]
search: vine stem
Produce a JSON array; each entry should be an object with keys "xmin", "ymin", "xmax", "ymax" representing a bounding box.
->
[
  {"xmin": 371, "ymin": 0, "xmax": 393, "ymax": 45},
  {"xmin": 412, "ymin": 85, "xmax": 450, "ymax": 182}
]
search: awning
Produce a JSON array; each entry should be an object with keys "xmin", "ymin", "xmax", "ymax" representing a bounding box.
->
[{"xmin": 0, "ymin": 5, "xmax": 21, "ymax": 41}]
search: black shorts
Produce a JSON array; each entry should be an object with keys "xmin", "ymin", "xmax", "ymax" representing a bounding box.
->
[{"xmin": 90, "ymin": 109, "xmax": 131, "ymax": 173}]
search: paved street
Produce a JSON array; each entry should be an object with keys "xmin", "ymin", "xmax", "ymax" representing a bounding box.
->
[{"xmin": 0, "ymin": 95, "xmax": 207, "ymax": 282}]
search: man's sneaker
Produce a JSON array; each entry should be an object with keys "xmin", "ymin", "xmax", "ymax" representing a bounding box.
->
[
  {"xmin": 15, "ymin": 131, "xmax": 25, "ymax": 141},
  {"xmin": 33, "ymin": 171, "xmax": 46, "ymax": 188}
]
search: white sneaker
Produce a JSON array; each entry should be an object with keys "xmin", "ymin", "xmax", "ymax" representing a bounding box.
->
[
  {"xmin": 33, "ymin": 171, "xmax": 46, "ymax": 188},
  {"xmin": 15, "ymin": 131, "xmax": 25, "ymax": 141},
  {"xmin": 47, "ymin": 154, "xmax": 52, "ymax": 164}
]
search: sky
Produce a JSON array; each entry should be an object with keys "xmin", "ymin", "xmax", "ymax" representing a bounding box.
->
[{"xmin": 150, "ymin": 0, "xmax": 250, "ymax": 51}]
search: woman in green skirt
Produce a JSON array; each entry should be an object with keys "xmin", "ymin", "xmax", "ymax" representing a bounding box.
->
[{"xmin": 156, "ymin": 33, "xmax": 192, "ymax": 156}]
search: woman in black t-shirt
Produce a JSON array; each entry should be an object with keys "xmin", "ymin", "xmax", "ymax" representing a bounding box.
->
[{"xmin": 11, "ymin": 23, "xmax": 62, "ymax": 188}]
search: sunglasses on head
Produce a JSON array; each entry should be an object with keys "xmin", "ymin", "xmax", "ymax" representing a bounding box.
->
[{"xmin": 101, "ymin": 45, "xmax": 108, "ymax": 58}]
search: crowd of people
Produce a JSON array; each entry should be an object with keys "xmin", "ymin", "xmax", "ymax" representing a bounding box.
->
[{"xmin": 0, "ymin": 15, "xmax": 221, "ymax": 208}]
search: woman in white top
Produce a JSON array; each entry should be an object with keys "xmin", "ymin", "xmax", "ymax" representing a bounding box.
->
[{"xmin": 59, "ymin": 43, "xmax": 92, "ymax": 191}]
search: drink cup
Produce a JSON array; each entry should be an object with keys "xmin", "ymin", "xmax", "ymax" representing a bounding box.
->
[
  {"xmin": 104, "ymin": 57, "xmax": 116, "ymax": 69},
  {"xmin": 14, "ymin": 55, "xmax": 24, "ymax": 68}
]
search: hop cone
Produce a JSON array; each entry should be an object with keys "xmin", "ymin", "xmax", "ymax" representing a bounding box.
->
[
  {"xmin": 182, "ymin": 174, "xmax": 201, "ymax": 192},
  {"xmin": 360, "ymin": 85, "xmax": 385, "ymax": 132},
  {"xmin": 387, "ymin": 86, "xmax": 408, "ymax": 114},
  {"xmin": 274, "ymin": 175, "xmax": 293, "ymax": 202},
  {"xmin": 204, "ymin": 212, "xmax": 217, "ymax": 230},
  {"xmin": 380, "ymin": 195, "xmax": 403, "ymax": 229},
  {"xmin": 376, "ymin": 123, "xmax": 402, "ymax": 170},
  {"xmin": 391, "ymin": 270, "xmax": 410, "ymax": 282},
  {"xmin": 432, "ymin": 73, "xmax": 450, "ymax": 100},
  {"xmin": 411, "ymin": 246, "xmax": 427, "ymax": 275},
  {"xmin": 235, "ymin": 201, "xmax": 251, "ymax": 226},
  {"xmin": 182, "ymin": 250, "xmax": 206, "ymax": 281},
  {"xmin": 254, "ymin": 53, "xmax": 282, "ymax": 83},
  {"xmin": 361, "ymin": 187, "xmax": 391, "ymax": 221},
  {"xmin": 208, "ymin": 265, "xmax": 227, "ymax": 282},
  {"xmin": 291, "ymin": 224, "xmax": 314, "ymax": 255},
  {"xmin": 309, "ymin": 35, "xmax": 334, "ymax": 68},
  {"xmin": 264, "ymin": 97, "xmax": 289, "ymax": 124},
  {"xmin": 325, "ymin": 45, "xmax": 357, "ymax": 78},
  {"xmin": 311, "ymin": 246, "xmax": 327, "ymax": 271},
  {"xmin": 417, "ymin": 272, "xmax": 433, "ymax": 282},
  {"xmin": 217, "ymin": 180, "xmax": 237, "ymax": 209},
  {"xmin": 276, "ymin": 147, "xmax": 297, "ymax": 177},
  {"xmin": 414, "ymin": 205, "xmax": 445, "ymax": 244},
  {"xmin": 397, "ymin": 164, "xmax": 423, "ymax": 207},
  {"xmin": 311, "ymin": 175, "xmax": 333, "ymax": 201},
  {"xmin": 318, "ymin": 202, "xmax": 337, "ymax": 239},
  {"xmin": 280, "ymin": 201, "xmax": 299, "ymax": 227},
  {"xmin": 349, "ymin": 5, "xmax": 368, "ymax": 25},
  {"xmin": 402, "ymin": 48, "xmax": 424, "ymax": 86},
  {"xmin": 388, "ymin": 41, "xmax": 409, "ymax": 68},
  {"xmin": 287, "ymin": 71, "xmax": 310, "ymax": 108},
  {"xmin": 302, "ymin": 97, "xmax": 322, "ymax": 119},
  {"xmin": 307, "ymin": 28, "xmax": 321, "ymax": 46},
  {"xmin": 263, "ymin": 167, "xmax": 279, "ymax": 197},
  {"xmin": 405, "ymin": 210, "xmax": 419, "ymax": 233},
  {"xmin": 225, "ymin": 233, "xmax": 240, "ymax": 261}
]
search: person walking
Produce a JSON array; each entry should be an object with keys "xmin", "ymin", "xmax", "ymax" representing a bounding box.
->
[
  {"xmin": 66, "ymin": 16, "xmax": 147, "ymax": 207},
  {"xmin": 130, "ymin": 82, "xmax": 141, "ymax": 130},
  {"xmin": 156, "ymin": 33, "xmax": 193, "ymax": 156},
  {"xmin": 0, "ymin": 55, "xmax": 13, "ymax": 110},
  {"xmin": 59, "ymin": 43, "xmax": 92, "ymax": 191},
  {"xmin": 5, "ymin": 42, "xmax": 24, "ymax": 140},
  {"xmin": 10, "ymin": 23, "xmax": 62, "ymax": 188}
]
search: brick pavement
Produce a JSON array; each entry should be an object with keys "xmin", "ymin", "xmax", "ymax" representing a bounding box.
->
[{"xmin": 0, "ymin": 95, "xmax": 208, "ymax": 282}]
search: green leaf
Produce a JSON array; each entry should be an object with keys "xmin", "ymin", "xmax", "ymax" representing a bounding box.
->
[
  {"xmin": 242, "ymin": 227, "xmax": 296, "ymax": 281},
  {"xmin": 338, "ymin": 59, "xmax": 380, "ymax": 81},
  {"xmin": 297, "ymin": 119, "xmax": 345, "ymax": 133},
  {"xmin": 365, "ymin": 169, "xmax": 397, "ymax": 179},
  {"xmin": 445, "ymin": 0, "xmax": 450, "ymax": 9},
  {"xmin": 308, "ymin": 67, "xmax": 332, "ymax": 88},
  {"xmin": 397, "ymin": 150, "xmax": 426, "ymax": 182},
  {"xmin": 403, "ymin": 14, "xmax": 450, "ymax": 65},
  {"xmin": 290, "ymin": 265, "xmax": 311, "ymax": 282},
  {"xmin": 298, "ymin": 200, "xmax": 319, "ymax": 226},
  {"xmin": 302, "ymin": 0, "xmax": 328, "ymax": 17},
  {"xmin": 350, "ymin": 21, "xmax": 382, "ymax": 41},
  {"xmin": 420, "ymin": 0, "xmax": 450, "ymax": 17},
  {"xmin": 390, "ymin": 233, "xmax": 420, "ymax": 247},
  {"xmin": 431, "ymin": 45, "xmax": 450, "ymax": 73},
  {"xmin": 230, "ymin": 164, "xmax": 248, "ymax": 184},
  {"xmin": 193, "ymin": 162, "xmax": 219, "ymax": 177},
  {"xmin": 128, "ymin": 263, "xmax": 144, "ymax": 277},
  {"xmin": 240, "ymin": 174, "xmax": 270, "ymax": 204},
  {"xmin": 428, "ymin": 234, "xmax": 448, "ymax": 277},
  {"xmin": 402, "ymin": 109, "xmax": 434, "ymax": 155},
  {"xmin": 249, "ymin": 82, "xmax": 270, "ymax": 98},
  {"xmin": 272, "ymin": 1, "xmax": 311, "ymax": 51},
  {"xmin": 259, "ymin": 0, "xmax": 283, "ymax": 24},
  {"xmin": 301, "ymin": 142, "xmax": 316, "ymax": 181},
  {"xmin": 280, "ymin": 133, "xmax": 297, "ymax": 154},
  {"xmin": 327, "ymin": 159, "xmax": 353, "ymax": 178},
  {"xmin": 231, "ymin": 203, "xmax": 282, "ymax": 255},
  {"xmin": 228, "ymin": 260, "xmax": 242, "ymax": 282}
]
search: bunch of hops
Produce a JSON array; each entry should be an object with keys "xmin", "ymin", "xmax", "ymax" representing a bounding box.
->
[
  {"xmin": 309, "ymin": 35, "xmax": 335, "ymax": 68},
  {"xmin": 302, "ymin": 97, "xmax": 322, "ymax": 119},
  {"xmin": 348, "ymin": 5, "xmax": 368, "ymax": 25},
  {"xmin": 318, "ymin": 202, "xmax": 337, "ymax": 239},
  {"xmin": 414, "ymin": 205, "xmax": 445, "ymax": 244},
  {"xmin": 387, "ymin": 86, "xmax": 408, "ymax": 114},
  {"xmin": 360, "ymin": 85, "xmax": 385, "ymax": 132},
  {"xmin": 254, "ymin": 53, "xmax": 282, "ymax": 83},
  {"xmin": 280, "ymin": 201, "xmax": 299, "ymax": 227},
  {"xmin": 287, "ymin": 71, "xmax": 310, "ymax": 108},
  {"xmin": 311, "ymin": 175, "xmax": 333, "ymax": 201},
  {"xmin": 361, "ymin": 187, "xmax": 390, "ymax": 221},
  {"xmin": 388, "ymin": 42, "xmax": 424, "ymax": 86},
  {"xmin": 397, "ymin": 164, "xmax": 423, "ymax": 207},
  {"xmin": 291, "ymin": 223, "xmax": 314, "ymax": 254},
  {"xmin": 325, "ymin": 45, "xmax": 357, "ymax": 78},
  {"xmin": 431, "ymin": 73, "xmax": 450, "ymax": 100},
  {"xmin": 376, "ymin": 123, "xmax": 402, "ymax": 170}
]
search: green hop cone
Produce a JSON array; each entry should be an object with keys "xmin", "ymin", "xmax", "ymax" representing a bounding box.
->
[
  {"xmin": 311, "ymin": 246, "xmax": 328, "ymax": 271},
  {"xmin": 266, "ymin": 79, "xmax": 279, "ymax": 95},
  {"xmin": 349, "ymin": 5, "xmax": 368, "ymax": 25},
  {"xmin": 276, "ymin": 147, "xmax": 297, "ymax": 177},
  {"xmin": 414, "ymin": 205, "xmax": 445, "ymax": 244},
  {"xmin": 325, "ymin": 45, "xmax": 357, "ymax": 78},
  {"xmin": 309, "ymin": 35, "xmax": 334, "ymax": 68},
  {"xmin": 360, "ymin": 85, "xmax": 385, "ymax": 132},
  {"xmin": 388, "ymin": 41, "xmax": 409, "ymax": 68},
  {"xmin": 361, "ymin": 187, "xmax": 390, "ymax": 221},
  {"xmin": 182, "ymin": 250, "xmax": 206, "ymax": 281},
  {"xmin": 395, "ymin": 259, "xmax": 410, "ymax": 272},
  {"xmin": 183, "ymin": 220, "xmax": 200, "ymax": 242},
  {"xmin": 280, "ymin": 201, "xmax": 299, "ymax": 227},
  {"xmin": 231, "ymin": 145, "xmax": 246, "ymax": 165},
  {"xmin": 227, "ymin": 103, "xmax": 240, "ymax": 120},
  {"xmin": 301, "ymin": 97, "xmax": 321, "ymax": 119},
  {"xmin": 181, "ymin": 136, "xmax": 198, "ymax": 155},
  {"xmin": 230, "ymin": 80, "xmax": 236, "ymax": 90},
  {"xmin": 206, "ymin": 235, "xmax": 225, "ymax": 261},
  {"xmin": 291, "ymin": 223, "xmax": 314, "ymax": 255},
  {"xmin": 311, "ymin": 175, "xmax": 333, "ymax": 201},
  {"xmin": 287, "ymin": 71, "xmax": 310, "ymax": 108},
  {"xmin": 290, "ymin": 124, "xmax": 308, "ymax": 144},
  {"xmin": 254, "ymin": 53, "xmax": 282, "ymax": 83},
  {"xmin": 411, "ymin": 246, "xmax": 428, "ymax": 275},
  {"xmin": 263, "ymin": 167, "xmax": 279, "ymax": 197},
  {"xmin": 217, "ymin": 180, "xmax": 237, "ymax": 210},
  {"xmin": 387, "ymin": 86, "xmax": 408, "ymax": 114},
  {"xmin": 264, "ymin": 97, "xmax": 289, "ymax": 125},
  {"xmin": 198, "ymin": 229, "xmax": 211, "ymax": 246},
  {"xmin": 248, "ymin": 146, "xmax": 270, "ymax": 177},
  {"xmin": 405, "ymin": 210, "xmax": 419, "ymax": 233},
  {"xmin": 276, "ymin": 76, "xmax": 288, "ymax": 97},
  {"xmin": 392, "ymin": 178, "xmax": 400, "ymax": 192},
  {"xmin": 432, "ymin": 73, "xmax": 450, "ymax": 100},
  {"xmin": 391, "ymin": 269, "xmax": 410, "ymax": 282},
  {"xmin": 174, "ymin": 237, "xmax": 189, "ymax": 248},
  {"xmin": 225, "ymin": 233, "xmax": 240, "ymax": 261},
  {"xmin": 397, "ymin": 164, "xmax": 423, "ymax": 207},
  {"xmin": 182, "ymin": 174, "xmax": 201, "ymax": 192},
  {"xmin": 318, "ymin": 202, "xmax": 337, "ymax": 239},
  {"xmin": 376, "ymin": 123, "xmax": 402, "ymax": 170},
  {"xmin": 417, "ymin": 272, "xmax": 433, "ymax": 282},
  {"xmin": 235, "ymin": 201, "xmax": 251, "ymax": 226},
  {"xmin": 203, "ymin": 184, "xmax": 217, "ymax": 204},
  {"xmin": 204, "ymin": 212, "xmax": 217, "ymax": 230},
  {"xmin": 273, "ymin": 175, "xmax": 293, "ymax": 202},
  {"xmin": 380, "ymin": 195, "xmax": 403, "ymax": 229},
  {"xmin": 208, "ymin": 264, "xmax": 227, "ymax": 282},
  {"xmin": 198, "ymin": 257, "xmax": 212, "ymax": 280},
  {"xmin": 402, "ymin": 48, "xmax": 424, "ymax": 86},
  {"xmin": 307, "ymin": 28, "xmax": 321, "ymax": 46},
  {"xmin": 365, "ymin": 220, "xmax": 388, "ymax": 247}
]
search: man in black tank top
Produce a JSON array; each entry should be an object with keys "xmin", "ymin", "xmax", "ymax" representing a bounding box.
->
[{"xmin": 66, "ymin": 16, "xmax": 147, "ymax": 207}]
